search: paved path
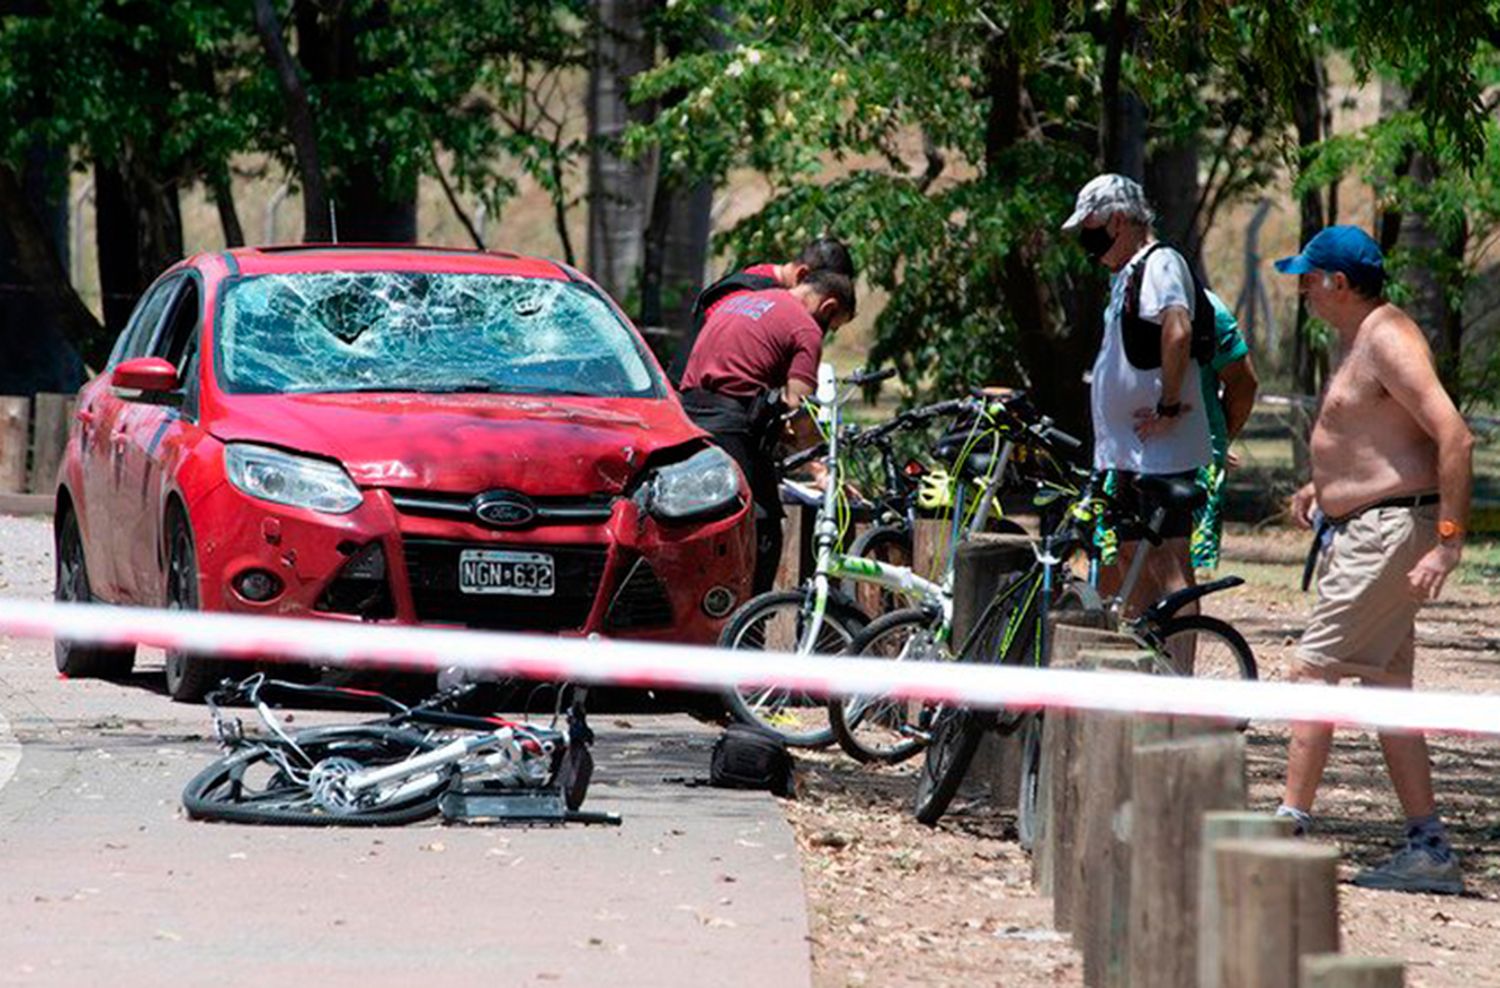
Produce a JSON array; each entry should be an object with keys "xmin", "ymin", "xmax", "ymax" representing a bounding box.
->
[{"xmin": 0, "ymin": 515, "xmax": 811, "ymax": 987}]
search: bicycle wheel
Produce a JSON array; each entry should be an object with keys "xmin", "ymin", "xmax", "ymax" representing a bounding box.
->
[
  {"xmin": 183, "ymin": 725, "xmax": 448, "ymax": 826},
  {"xmin": 913, "ymin": 567, "xmax": 1049, "ymax": 825},
  {"xmin": 1149, "ymin": 614, "xmax": 1257, "ymax": 681},
  {"xmin": 1016, "ymin": 714, "xmax": 1044, "ymax": 850},
  {"xmin": 829, "ymin": 607, "xmax": 944, "ymax": 765},
  {"xmin": 719, "ymin": 590, "xmax": 864, "ymax": 748},
  {"xmin": 843, "ymin": 524, "xmax": 912, "ymax": 616}
]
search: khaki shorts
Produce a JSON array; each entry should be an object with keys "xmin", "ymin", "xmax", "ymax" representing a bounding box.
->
[{"xmin": 1296, "ymin": 503, "xmax": 1437, "ymax": 686}]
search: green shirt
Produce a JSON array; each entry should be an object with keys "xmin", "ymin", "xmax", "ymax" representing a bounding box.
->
[{"xmin": 1200, "ymin": 290, "xmax": 1249, "ymax": 463}]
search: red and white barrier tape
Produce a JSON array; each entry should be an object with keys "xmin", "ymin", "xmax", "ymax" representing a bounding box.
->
[{"xmin": 3, "ymin": 598, "xmax": 1499, "ymax": 736}]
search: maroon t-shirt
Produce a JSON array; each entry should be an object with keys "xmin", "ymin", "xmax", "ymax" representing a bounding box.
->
[
  {"xmin": 679, "ymin": 288, "xmax": 823, "ymax": 399},
  {"xmin": 702, "ymin": 263, "xmax": 780, "ymax": 322}
]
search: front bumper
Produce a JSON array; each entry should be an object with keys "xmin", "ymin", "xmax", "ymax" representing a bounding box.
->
[{"xmin": 189, "ymin": 483, "xmax": 754, "ymax": 646}]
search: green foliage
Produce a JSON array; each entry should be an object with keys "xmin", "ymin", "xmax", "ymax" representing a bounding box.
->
[
  {"xmin": 0, "ymin": 0, "xmax": 592, "ymax": 241},
  {"xmin": 627, "ymin": 0, "xmax": 1500, "ymax": 410}
]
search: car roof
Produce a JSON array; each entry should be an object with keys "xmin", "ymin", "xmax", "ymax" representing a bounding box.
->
[{"xmin": 220, "ymin": 245, "xmax": 573, "ymax": 280}]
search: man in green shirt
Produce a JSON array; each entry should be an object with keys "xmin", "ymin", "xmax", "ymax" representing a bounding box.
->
[{"xmin": 1191, "ymin": 291, "xmax": 1259, "ymax": 569}]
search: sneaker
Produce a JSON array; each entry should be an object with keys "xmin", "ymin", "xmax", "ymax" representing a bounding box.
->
[
  {"xmin": 1274, "ymin": 805, "xmax": 1312, "ymax": 837},
  {"xmin": 1352, "ymin": 846, "xmax": 1465, "ymax": 896}
]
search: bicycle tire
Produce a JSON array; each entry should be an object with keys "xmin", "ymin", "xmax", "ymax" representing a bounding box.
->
[
  {"xmin": 913, "ymin": 567, "xmax": 1055, "ymax": 826},
  {"xmin": 1016, "ymin": 714, "xmax": 1044, "ymax": 850},
  {"xmin": 828, "ymin": 607, "xmax": 942, "ymax": 765},
  {"xmin": 183, "ymin": 726, "xmax": 448, "ymax": 826},
  {"xmin": 842, "ymin": 524, "xmax": 913, "ymax": 616},
  {"xmin": 1149, "ymin": 614, "xmax": 1258, "ymax": 681},
  {"xmin": 719, "ymin": 589, "xmax": 865, "ymax": 748}
]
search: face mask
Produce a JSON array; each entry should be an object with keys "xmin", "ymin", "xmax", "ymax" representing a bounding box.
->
[{"xmin": 1079, "ymin": 223, "xmax": 1116, "ymax": 260}]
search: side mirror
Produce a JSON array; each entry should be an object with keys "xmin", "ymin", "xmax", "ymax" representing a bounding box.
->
[{"xmin": 112, "ymin": 357, "xmax": 179, "ymax": 397}]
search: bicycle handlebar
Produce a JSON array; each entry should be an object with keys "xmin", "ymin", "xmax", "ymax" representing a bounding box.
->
[{"xmin": 845, "ymin": 366, "xmax": 898, "ymax": 386}]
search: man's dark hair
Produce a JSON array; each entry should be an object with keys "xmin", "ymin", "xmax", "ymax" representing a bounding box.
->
[
  {"xmin": 1345, "ymin": 265, "xmax": 1386, "ymax": 301},
  {"xmin": 803, "ymin": 269, "xmax": 856, "ymax": 320},
  {"xmin": 798, "ymin": 237, "xmax": 855, "ymax": 279}
]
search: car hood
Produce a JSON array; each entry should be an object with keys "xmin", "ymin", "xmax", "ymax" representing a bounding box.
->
[{"xmin": 207, "ymin": 392, "xmax": 701, "ymax": 494}]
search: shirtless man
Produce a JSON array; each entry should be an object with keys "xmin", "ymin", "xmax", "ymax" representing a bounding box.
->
[{"xmin": 1274, "ymin": 225, "xmax": 1474, "ymax": 895}]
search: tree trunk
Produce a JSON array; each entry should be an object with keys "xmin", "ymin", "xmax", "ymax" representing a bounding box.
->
[
  {"xmin": 984, "ymin": 37, "xmax": 1093, "ymax": 438},
  {"xmin": 255, "ymin": 0, "xmax": 331, "ymax": 242},
  {"xmin": 94, "ymin": 152, "xmax": 183, "ymax": 336},
  {"xmin": 587, "ymin": 0, "xmax": 657, "ymax": 307},
  {"xmin": 1289, "ymin": 57, "xmax": 1330, "ymax": 476},
  {"xmin": 335, "ymin": 162, "xmax": 418, "ymax": 243},
  {"xmin": 209, "ymin": 164, "xmax": 245, "ymax": 248},
  {"xmin": 639, "ymin": 176, "xmax": 712, "ymax": 353},
  {"xmin": 0, "ymin": 148, "xmax": 92, "ymax": 389},
  {"xmin": 1100, "ymin": 0, "xmax": 1145, "ymax": 181},
  {"xmin": 1147, "ymin": 139, "xmax": 1202, "ymax": 270}
]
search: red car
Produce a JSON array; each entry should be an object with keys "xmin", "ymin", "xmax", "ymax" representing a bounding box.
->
[{"xmin": 53, "ymin": 246, "xmax": 754, "ymax": 700}]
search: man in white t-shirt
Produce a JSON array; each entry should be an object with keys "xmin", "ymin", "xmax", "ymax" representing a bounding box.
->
[{"xmin": 1062, "ymin": 173, "xmax": 1212, "ymax": 613}]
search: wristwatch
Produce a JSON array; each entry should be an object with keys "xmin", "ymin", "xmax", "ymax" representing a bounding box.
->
[
  {"xmin": 1155, "ymin": 400, "xmax": 1182, "ymax": 418},
  {"xmin": 1438, "ymin": 519, "xmax": 1463, "ymax": 541}
]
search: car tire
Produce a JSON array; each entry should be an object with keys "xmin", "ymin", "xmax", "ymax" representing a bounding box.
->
[
  {"xmin": 163, "ymin": 509, "xmax": 231, "ymax": 703},
  {"xmin": 53, "ymin": 506, "xmax": 136, "ymax": 679}
]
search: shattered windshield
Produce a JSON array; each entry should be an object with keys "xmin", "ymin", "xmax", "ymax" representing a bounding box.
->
[{"xmin": 214, "ymin": 271, "xmax": 660, "ymax": 398}]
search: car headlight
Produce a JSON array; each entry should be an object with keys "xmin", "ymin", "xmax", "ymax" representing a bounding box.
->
[
  {"xmin": 224, "ymin": 443, "xmax": 363, "ymax": 514},
  {"xmin": 649, "ymin": 446, "xmax": 742, "ymax": 520}
]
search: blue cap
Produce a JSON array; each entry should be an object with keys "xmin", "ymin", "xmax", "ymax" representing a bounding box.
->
[{"xmin": 1274, "ymin": 225, "xmax": 1385, "ymax": 279}]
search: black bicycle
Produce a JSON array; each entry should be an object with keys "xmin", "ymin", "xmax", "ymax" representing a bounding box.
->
[{"xmin": 912, "ymin": 471, "xmax": 1257, "ymax": 832}]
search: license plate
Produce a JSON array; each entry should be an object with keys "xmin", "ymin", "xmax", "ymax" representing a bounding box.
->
[{"xmin": 457, "ymin": 549, "xmax": 555, "ymax": 596}]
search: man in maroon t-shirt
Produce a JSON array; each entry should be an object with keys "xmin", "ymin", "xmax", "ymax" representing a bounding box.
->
[
  {"xmin": 680, "ymin": 270, "xmax": 856, "ymax": 593},
  {"xmin": 668, "ymin": 237, "xmax": 855, "ymax": 387}
]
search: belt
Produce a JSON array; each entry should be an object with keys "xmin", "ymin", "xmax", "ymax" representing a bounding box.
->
[{"xmin": 1300, "ymin": 491, "xmax": 1441, "ymax": 592}]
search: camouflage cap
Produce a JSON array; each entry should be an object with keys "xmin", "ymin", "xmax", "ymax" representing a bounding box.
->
[{"xmin": 1061, "ymin": 173, "xmax": 1152, "ymax": 232}]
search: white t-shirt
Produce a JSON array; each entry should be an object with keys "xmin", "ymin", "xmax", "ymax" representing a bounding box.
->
[{"xmin": 1090, "ymin": 242, "xmax": 1212, "ymax": 474}]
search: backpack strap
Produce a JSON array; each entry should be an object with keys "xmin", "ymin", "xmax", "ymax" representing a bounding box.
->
[
  {"xmin": 667, "ymin": 271, "xmax": 782, "ymax": 386},
  {"xmin": 1121, "ymin": 242, "xmax": 1218, "ymax": 370},
  {"xmin": 1125, "ymin": 242, "xmax": 1170, "ymax": 323}
]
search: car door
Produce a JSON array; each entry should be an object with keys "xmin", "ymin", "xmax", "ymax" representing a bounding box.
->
[
  {"xmin": 77, "ymin": 275, "xmax": 180, "ymax": 600},
  {"xmin": 114, "ymin": 274, "xmax": 203, "ymax": 604}
]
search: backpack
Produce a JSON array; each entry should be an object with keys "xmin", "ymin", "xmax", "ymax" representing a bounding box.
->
[
  {"xmin": 1121, "ymin": 243, "xmax": 1217, "ymax": 371},
  {"xmin": 709, "ymin": 724, "xmax": 796, "ymax": 798},
  {"xmin": 668, "ymin": 271, "xmax": 780, "ymax": 387}
]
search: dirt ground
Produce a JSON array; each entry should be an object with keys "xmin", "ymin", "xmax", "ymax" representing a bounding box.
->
[{"xmin": 782, "ymin": 527, "xmax": 1500, "ymax": 988}]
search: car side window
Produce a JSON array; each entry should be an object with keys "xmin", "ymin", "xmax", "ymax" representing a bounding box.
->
[
  {"xmin": 107, "ymin": 275, "xmax": 180, "ymax": 369},
  {"xmin": 152, "ymin": 277, "xmax": 200, "ymax": 368},
  {"xmin": 150, "ymin": 277, "xmax": 203, "ymax": 417}
]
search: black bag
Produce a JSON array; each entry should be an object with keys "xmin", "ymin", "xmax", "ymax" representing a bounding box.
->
[
  {"xmin": 1121, "ymin": 242, "xmax": 1217, "ymax": 371},
  {"xmin": 709, "ymin": 724, "xmax": 796, "ymax": 798},
  {"xmin": 668, "ymin": 271, "xmax": 780, "ymax": 387}
]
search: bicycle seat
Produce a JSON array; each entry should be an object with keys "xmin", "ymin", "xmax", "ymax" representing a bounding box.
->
[{"xmin": 1136, "ymin": 474, "xmax": 1206, "ymax": 514}]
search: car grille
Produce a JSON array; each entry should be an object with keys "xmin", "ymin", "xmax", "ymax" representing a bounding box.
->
[
  {"xmin": 388, "ymin": 490, "xmax": 616, "ymax": 527},
  {"xmin": 604, "ymin": 557, "xmax": 675, "ymax": 630},
  {"xmin": 401, "ymin": 538, "xmax": 607, "ymax": 632}
]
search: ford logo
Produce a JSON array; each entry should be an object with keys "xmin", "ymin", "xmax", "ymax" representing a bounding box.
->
[{"xmin": 471, "ymin": 491, "xmax": 537, "ymax": 528}]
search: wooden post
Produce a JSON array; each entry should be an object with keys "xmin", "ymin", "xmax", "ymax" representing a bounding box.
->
[
  {"xmin": 911, "ymin": 517, "xmax": 947, "ymax": 583},
  {"xmin": 1033, "ymin": 620, "xmax": 1136, "ymax": 893},
  {"xmin": 1045, "ymin": 644, "xmax": 1145, "ymax": 932},
  {"xmin": 29, "ymin": 393, "xmax": 74, "ymax": 494},
  {"xmin": 1213, "ymin": 840, "xmax": 1340, "ymax": 988},
  {"xmin": 1199, "ymin": 813, "xmax": 1296, "ymax": 988},
  {"xmin": 1127, "ymin": 734, "xmax": 1247, "ymax": 988},
  {"xmin": 774, "ymin": 504, "xmax": 814, "ymax": 591},
  {"xmin": 948, "ymin": 534, "xmax": 1033, "ymax": 805},
  {"xmin": 1073, "ymin": 653, "xmax": 1153, "ymax": 987},
  {"xmin": 1300, "ymin": 956, "xmax": 1404, "ymax": 988},
  {"xmin": 0, "ymin": 397, "xmax": 30, "ymax": 493}
]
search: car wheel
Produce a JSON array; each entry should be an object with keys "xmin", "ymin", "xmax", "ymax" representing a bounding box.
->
[
  {"xmin": 53, "ymin": 507, "xmax": 136, "ymax": 679},
  {"xmin": 163, "ymin": 510, "xmax": 228, "ymax": 703}
]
